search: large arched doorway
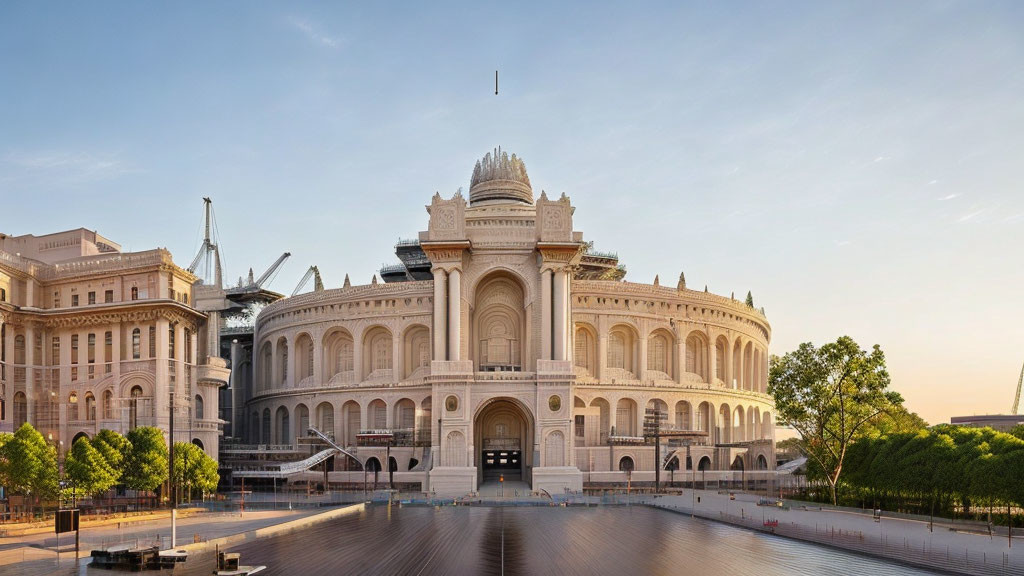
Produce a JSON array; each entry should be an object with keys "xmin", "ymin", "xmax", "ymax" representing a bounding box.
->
[{"xmin": 474, "ymin": 398, "xmax": 534, "ymax": 486}]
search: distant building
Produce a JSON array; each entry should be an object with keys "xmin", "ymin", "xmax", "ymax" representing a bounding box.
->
[
  {"xmin": 0, "ymin": 229, "xmax": 229, "ymax": 456},
  {"xmin": 950, "ymin": 414, "xmax": 1024, "ymax": 432},
  {"xmin": 236, "ymin": 148, "xmax": 776, "ymax": 496}
]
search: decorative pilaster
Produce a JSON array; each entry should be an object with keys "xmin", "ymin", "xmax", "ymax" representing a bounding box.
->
[
  {"xmin": 541, "ymin": 269, "xmax": 552, "ymax": 360},
  {"xmin": 431, "ymin": 268, "xmax": 447, "ymax": 361},
  {"xmin": 448, "ymin": 268, "xmax": 462, "ymax": 361}
]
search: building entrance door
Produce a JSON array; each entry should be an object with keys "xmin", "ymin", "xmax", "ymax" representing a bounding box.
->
[{"xmin": 474, "ymin": 398, "xmax": 533, "ymax": 487}]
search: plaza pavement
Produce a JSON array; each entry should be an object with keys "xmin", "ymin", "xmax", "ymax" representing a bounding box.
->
[{"xmin": 0, "ymin": 508, "xmax": 319, "ymax": 576}]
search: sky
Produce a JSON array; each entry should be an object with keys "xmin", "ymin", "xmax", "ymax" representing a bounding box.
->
[{"xmin": 1, "ymin": 2, "xmax": 1022, "ymax": 426}]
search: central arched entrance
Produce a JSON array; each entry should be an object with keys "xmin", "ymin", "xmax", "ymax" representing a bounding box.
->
[{"xmin": 474, "ymin": 398, "xmax": 534, "ymax": 487}]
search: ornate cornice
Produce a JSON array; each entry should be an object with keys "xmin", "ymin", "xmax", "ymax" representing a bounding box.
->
[{"xmin": 1, "ymin": 302, "xmax": 203, "ymax": 331}]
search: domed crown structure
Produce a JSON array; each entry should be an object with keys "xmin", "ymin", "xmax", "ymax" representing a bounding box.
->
[{"xmin": 469, "ymin": 147, "xmax": 533, "ymax": 205}]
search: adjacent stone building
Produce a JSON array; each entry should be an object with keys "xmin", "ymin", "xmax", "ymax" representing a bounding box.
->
[{"xmin": 0, "ymin": 229, "xmax": 229, "ymax": 455}]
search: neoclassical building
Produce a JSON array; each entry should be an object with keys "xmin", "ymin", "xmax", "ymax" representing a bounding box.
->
[
  {"xmin": 0, "ymin": 229, "xmax": 229, "ymax": 455},
  {"xmin": 245, "ymin": 149, "xmax": 774, "ymax": 496}
]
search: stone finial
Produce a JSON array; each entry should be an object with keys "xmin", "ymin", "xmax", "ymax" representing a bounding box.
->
[
  {"xmin": 454, "ymin": 187, "xmax": 464, "ymax": 199},
  {"xmin": 343, "ymin": 274, "xmax": 351, "ymax": 289},
  {"xmin": 677, "ymin": 271, "xmax": 686, "ymax": 291},
  {"xmin": 433, "ymin": 191, "xmax": 442, "ymax": 202},
  {"xmin": 540, "ymin": 190, "xmax": 548, "ymax": 201},
  {"xmin": 653, "ymin": 275, "xmax": 660, "ymax": 286},
  {"xmin": 371, "ymin": 275, "xmax": 378, "ymax": 285},
  {"xmin": 704, "ymin": 285, "xmax": 708, "ymax": 292},
  {"xmin": 469, "ymin": 147, "xmax": 533, "ymax": 205},
  {"xmin": 731, "ymin": 291, "xmax": 735, "ymax": 300}
]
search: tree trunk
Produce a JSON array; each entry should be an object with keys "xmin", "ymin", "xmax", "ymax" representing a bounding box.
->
[{"xmin": 829, "ymin": 481, "xmax": 838, "ymax": 506}]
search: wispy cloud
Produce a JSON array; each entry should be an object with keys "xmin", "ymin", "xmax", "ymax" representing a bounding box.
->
[
  {"xmin": 289, "ymin": 16, "xmax": 340, "ymax": 48},
  {"xmin": 2, "ymin": 150, "xmax": 139, "ymax": 183},
  {"xmin": 958, "ymin": 209, "xmax": 985, "ymax": 222},
  {"xmin": 939, "ymin": 193, "xmax": 959, "ymax": 200}
]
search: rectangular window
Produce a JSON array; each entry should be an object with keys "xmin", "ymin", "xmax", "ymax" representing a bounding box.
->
[
  {"xmin": 149, "ymin": 326, "xmax": 156, "ymax": 358},
  {"xmin": 132, "ymin": 329, "xmax": 141, "ymax": 359},
  {"xmin": 51, "ymin": 337, "xmax": 60, "ymax": 366},
  {"xmin": 72, "ymin": 294, "xmax": 79, "ymax": 307},
  {"xmin": 53, "ymin": 291, "xmax": 60, "ymax": 308},
  {"xmin": 168, "ymin": 325, "xmax": 175, "ymax": 359},
  {"xmin": 575, "ymin": 415, "xmax": 585, "ymax": 438},
  {"xmin": 131, "ymin": 287, "xmax": 138, "ymax": 301},
  {"xmin": 104, "ymin": 290, "xmax": 113, "ymax": 303},
  {"xmin": 88, "ymin": 292, "xmax": 96, "ymax": 305},
  {"xmin": 104, "ymin": 331, "xmax": 112, "ymax": 373},
  {"xmin": 87, "ymin": 333, "xmax": 95, "ymax": 377},
  {"xmin": 184, "ymin": 330, "xmax": 192, "ymax": 364},
  {"xmin": 71, "ymin": 335, "xmax": 79, "ymax": 364}
]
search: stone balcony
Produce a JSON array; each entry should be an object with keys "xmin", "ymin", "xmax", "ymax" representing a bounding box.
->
[{"xmin": 197, "ymin": 357, "xmax": 230, "ymax": 387}]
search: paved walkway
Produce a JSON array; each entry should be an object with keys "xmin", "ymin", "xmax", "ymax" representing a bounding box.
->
[
  {"xmin": 0, "ymin": 509, "xmax": 317, "ymax": 576},
  {"xmin": 650, "ymin": 489, "xmax": 1024, "ymax": 575},
  {"xmin": 477, "ymin": 480, "xmax": 531, "ymax": 498}
]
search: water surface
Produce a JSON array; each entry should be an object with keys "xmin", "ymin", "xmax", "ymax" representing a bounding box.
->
[{"xmin": 183, "ymin": 505, "xmax": 944, "ymax": 575}]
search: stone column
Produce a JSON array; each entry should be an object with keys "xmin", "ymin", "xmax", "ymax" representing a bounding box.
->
[
  {"xmin": 598, "ymin": 334, "xmax": 608, "ymax": 383},
  {"xmin": 540, "ymin": 269, "xmax": 552, "ymax": 360},
  {"xmin": 675, "ymin": 333, "xmax": 685, "ymax": 385},
  {"xmin": 448, "ymin": 268, "xmax": 461, "ymax": 362},
  {"xmin": 230, "ymin": 339, "xmax": 241, "ymax": 438},
  {"xmin": 392, "ymin": 331, "xmax": 403, "ymax": 381},
  {"xmin": 155, "ymin": 318, "xmax": 170, "ymax": 429},
  {"xmin": 638, "ymin": 329, "xmax": 648, "ymax": 383},
  {"xmin": 553, "ymin": 269, "xmax": 567, "ymax": 361},
  {"xmin": 432, "ymin": 269, "xmax": 447, "ymax": 361},
  {"xmin": 563, "ymin": 271, "xmax": 573, "ymax": 365},
  {"xmin": 725, "ymin": 336, "xmax": 734, "ymax": 389},
  {"xmin": 24, "ymin": 325, "xmax": 35, "ymax": 423},
  {"xmin": 110, "ymin": 327, "xmax": 121, "ymax": 382},
  {"xmin": 709, "ymin": 335, "xmax": 717, "ymax": 386}
]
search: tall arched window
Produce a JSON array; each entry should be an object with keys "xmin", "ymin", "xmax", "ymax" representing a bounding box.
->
[
  {"xmin": 362, "ymin": 327, "xmax": 393, "ymax": 380},
  {"xmin": 132, "ymin": 329, "xmax": 141, "ymax": 359},
  {"xmin": 129, "ymin": 385, "xmax": 143, "ymax": 429},
  {"xmin": 13, "ymin": 391, "xmax": 27, "ymax": 427},
  {"xmin": 85, "ymin": 392, "xmax": 96, "ymax": 421},
  {"xmin": 647, "ymin": 331, "xmax": 671, "ymax": 376},
  {"xmin": 195, "ymin": 394, "xmax": 204, "ymax": 420},
  {"xmin": 608, "ymin": 332, "xmax": 625, "ymax": 369},
  {"xmin": 103, "ymin": 390, "xmax": 114, "ymax": 419}
]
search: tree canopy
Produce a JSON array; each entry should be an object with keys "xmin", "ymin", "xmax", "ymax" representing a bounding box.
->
[
  {"xmin": 0, "ymin": 423, "xmax": 58, "ymax": 503},
  {"xmin": 65, "ymin": 436, "xmax": 119, "ymax": 498},
  {"xmin": 171, "ymin": 442, "xmax": 220, "ymax": 496},
  {"xmin": 769, "ymin": 336, "xmax": 902, "ymax": 504},
  {"xmin": 123, "ymin": 427, "xmax": 168, "ymax": 493}
]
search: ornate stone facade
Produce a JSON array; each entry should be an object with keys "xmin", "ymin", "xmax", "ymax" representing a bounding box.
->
[
  {"xmin": 247, "ymin": 150, "xmax": 774, "ymax": 496},
  {"xmin": 0, "ymin": 229, "xmax": 228, "ymax": 457}
]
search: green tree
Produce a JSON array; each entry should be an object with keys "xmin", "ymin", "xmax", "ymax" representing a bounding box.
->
[
  {"xmin": 65, "ymin": 436, "xmax": 118, "ymax": 499},
  {"xmin": 745, "ymin": 291, "xmax": 754, "ymax": 307},
  {"xmin": 769, "ymin": 336, "xmax": 902, "ymax": 505},
  {"xmin": 1, "ymin": 424, "xmax": 58, "ymax": 513},
  {"xmin": 123, "ymin": 427, "xmax": 168, "ymax": 496},
  {"xmin": 92, "ymin": 429, "xmax": 131, "ymax": 479},
  {"xmin": 171, "ymin": 442, "xmax": 220, "ymax": 500},
  {"xmin": 1009, "ymin": 424, "xmax": 1024, "ymax": 441}
]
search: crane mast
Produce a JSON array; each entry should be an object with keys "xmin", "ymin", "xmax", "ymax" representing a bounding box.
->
[{"xmin": 1013, "ymin": 361, "xmax": 1024, "ymax": 415}]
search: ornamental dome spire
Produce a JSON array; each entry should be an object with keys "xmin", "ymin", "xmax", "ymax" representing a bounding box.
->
[{"xmin": 469, "ymin": 147, "xmax": 533, "ymax": 205}]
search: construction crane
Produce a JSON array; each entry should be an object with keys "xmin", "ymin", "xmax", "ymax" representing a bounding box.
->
[
  {"xmin": 253, "ymin": 252, "xmax": 291, "ymax": 289},
  {"xmin": 292, "ymin": 266, "xmax": 323, "ymax": 296},
  {"xmin": 188, "ymin": 197, "xmax": 222, "ymax": 287},
  {"xmin": 1013, "ymin": 361, "xmax": 1024, "ymax": 415}
]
